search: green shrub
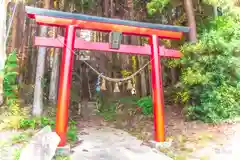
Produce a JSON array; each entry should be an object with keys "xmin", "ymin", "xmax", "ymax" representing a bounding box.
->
[
  {"xmin": 19, "ymin": 117, "xmax": 78, "ymax": 143},
  {"xmin": 1, "ymin": 50, "xmax": 22, "ymax": 116},
  {"xmin": 173, "ymin": 16, "xmax": 240, "ymax": 123},
  {"xmin": 3, "ymin": 50, "xmax": 18, "ymax": 101},
  {"xmin": 19, "ymin": 117, "xmax": 55, "ymax": 129},
  {"xmin": 67, "ymin": 120, "xmax": 78, "ymax": 143},
  {"xmin": 13, "ymin": 148, "xmax": 22, "ymax": 160},
  {"xmin": 136, "ymin": 96, "xmax": 153, "ymax": 115}
]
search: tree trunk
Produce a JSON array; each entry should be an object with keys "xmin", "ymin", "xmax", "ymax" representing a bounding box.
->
[
  {"xmin": 80, "ymin": 63, "xmax": 90, "ymax": 119},
  {"xmin": 11, "ymin": 2, "xmax": 24, "ymax": 53},
  {"xmin": 148, "ymin": 66, "xmax": 152, "ymax": 95},
  {"xmin": 48, "ymin": 0, "xmax": 60, "ymax": 104},
  {"xmin": 29, "ymin": 27, "xmax": 38, "ymax": 85},
  {"xmin": 20, "ymin": 17, "xmax": 30, "ymax": 84},
  {"xmin": 171, "ymin": 68, "xmax": 177, "ymax": 85},
  {"xmin": 32, "ymin": 26, "xmax": 48, "ymax": 116},
  {"xmin": 0, "ymin": 1, "xmax": 8, "ymax": 105},
  {"xmin": 138, "ymin": 56, "xmax": 147, "ymax": 96},
  {"xmin": 184, "ymin": 0, "xmax": 197, "ymax": 43},
  {"xmin": 32, "ymin": 0, "xmax": 51, "ymax": 116},
  {"xmin": 26, "ymin": 1, "xmax": 38, "ymax": 85},
  {"xmin": 48, "ymin": 44, "xmax": 60, "ymax": 104},
  {"xmin": 15, "ymin": 2, "xmax": 25, "ymax": 84},
  {"xmin": 127, "ymin": 0, "xmax": 144, "ymax": 97}
]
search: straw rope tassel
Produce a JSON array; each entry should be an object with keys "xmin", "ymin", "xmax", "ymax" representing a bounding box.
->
[
  {"xmin": 131, "ymin": 83, "xmax": 136, "ymax": 95},
  {"xmin": 126, "ymin": 80, "xmax": 133, "ymax": 90},
  {"xmin": 100, "ymin": 78, "xmax": 107, "ymax": 90},
  {"xmin": 113, "ymin": 82, "xmax": 120, "ymax": 92}
]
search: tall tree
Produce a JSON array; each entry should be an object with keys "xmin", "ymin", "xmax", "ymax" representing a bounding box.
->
[
  {"xmin": 48, "ymin": 0, "xmax": 61, "ymax": 104},
  {"xmin": 48, "ymin": 28, "xmax": 60, "ymax": 104},
  {"xmin": 17, "ymin": 3, "xmax": 27, "ymax": 84},
  {"xmin": 184, "ymin": 0, "xmax": 197, "ymax": 43},
  {"xmin": 32, "ymin": 0, "xmax": 51, "ymax": 116},
  {"xmin": 0, "ymin": 0, "xmax": 8, "ymax": 105},
  {"xmin": 11, "ymin": 2, "xmax": 24, "ymax": 53}
]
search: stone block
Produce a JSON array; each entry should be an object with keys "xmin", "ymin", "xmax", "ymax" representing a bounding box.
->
[
  {"xmin": 55, "ymin": 144, "xmax": 71, "ymax": 156},
  {"xmin": 148, "ymin": 140, "xmax": 172, "ymax": 149}
]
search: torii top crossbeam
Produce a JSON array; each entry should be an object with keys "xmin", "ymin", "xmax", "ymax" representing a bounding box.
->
[{"xmin": 25, "ymin": 6, "xmax": 189, "ymax": 40}]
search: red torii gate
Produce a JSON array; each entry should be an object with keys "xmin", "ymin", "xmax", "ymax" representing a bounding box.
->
[{"xmin": 25, "ymin": 6, "xmax": 189, "ymax": 147}]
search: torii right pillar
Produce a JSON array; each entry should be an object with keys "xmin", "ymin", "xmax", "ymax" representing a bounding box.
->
[{"xmin": 149, "ymin": 35, "xmax": 165, "ymax": 142}]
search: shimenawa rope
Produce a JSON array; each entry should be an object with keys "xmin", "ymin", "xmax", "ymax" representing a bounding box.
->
[{"xmin": 55, "ymin": 35, "xmax": 164, "ymax": 83}]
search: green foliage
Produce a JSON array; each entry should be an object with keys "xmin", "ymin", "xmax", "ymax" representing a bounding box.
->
[
  {"xmin": 136, "ymin": 96, "xmax": 153, "ymax": 115},
  {"xmin": 74, "ymin": 0, "xmax": 95, "ymax": 12},
  {"xmin": 6, "ymin": 99, "xmax": 22, "ymax": 116},
  {"xmin": 98, "ymin": 102, "xmax": 116, "ymax": 121},
  {"xmin": 11, "ymin": 132, "xmax": 34, "ymax": 144},
  {"xmin": 96, "ymin": 92, "xmax": 118, "ymax": 121},
  {"xmin": 3, "ymin": 51, "xmax": 18, "ymax": 103},
  {"xmin": 146, "ymin": 0, "xmax": 170, "ymax": 15},
  {"xmin": 97, "ymin": 96, "xmax": 142, "ymax": 121},
  {"xmin": 19, "ymin": 118, "xmax": 37, "ymax": 129},
  {"xmin": 55, "ymin": 155, "xmax": 71, "ymax": 160},
  {"xmin": 202, "ymin": 0, "xmax": 219, "ymax": 5},
  {"xmin": 1, "ymin": 50, "xmax": 23, "ymax": 116},
  {"xmin": 175, "ymin": 16, "xmax": 240, "ymax": 123},
  {"xmin": 19, "ymin": 117, "xmax": 78, "ymax": 143},
  {"xmin": 3, "ymin": 50, "xmax": 18, "ymax": 101},
  {"xmin": 197, "ymin": 16, "xmax": 236, "ymax": 35},
  {"xmin": 203, "ymin": 0, "xmax": 240, "ymax": 17},
  {"xmin": 120, "ymin": 70, "xmax": 132, "ymax": 78},
  {"xmin": 13, "ymin": 148, "xmax": 22, "ymax": 160},
  {"xmin": 67, "ymin": 120, "xmax": 78, "ymax": 143},
  {"xmin": 98, "ymin": 96, "xmax": 153, "ymax": 117},
  {"xmin": 19, "ymin": 117, "xmax": 55, "ymax": 129},
  {"xmin": 118, "ymin": 96, "xmax": 139, "ymax": 104}
]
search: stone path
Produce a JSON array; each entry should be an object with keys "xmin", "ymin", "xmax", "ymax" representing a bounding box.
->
[{"xmin": 71, "ymin": 127, "xmax": 172, "ymax": 160}]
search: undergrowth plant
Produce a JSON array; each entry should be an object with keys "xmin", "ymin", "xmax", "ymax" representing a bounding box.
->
[
  {"xmin": 2, "ymin": 50, "xmax": 22, "ymax": 115},
  {"xmin": 3, "ymin": 50, "xmax": 18, "ymax": 102},
  {"xmin": 19, "ymin": 117, "xmax": 55, "ymax": 129},
  {"xmin": 13, "ymin": 148, "xmax": 22, "ymax": 160},
  {"xmin": 0, "ymin": 51, "xmax": 28, "ymax": 131},
  {"xmin": 19, "ymin": 117, "xmax": 78, "ymax": 143},
  {"xmin": 97, "ymin": 101, "xmax": 117, "ymax": 121},
  {"xmin": 171, "ymin": 16, "xmax": 240, "ymax": 123},
  {"xmin": 136, "ymin": 96, "xmax": 153, "ymax": 115}
]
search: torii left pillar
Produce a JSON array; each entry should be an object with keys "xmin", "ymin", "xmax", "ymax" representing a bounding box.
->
[
  {"xmin": 56, "ymin": 25, "xmax": 76, "ymax": 146},
  {"xmin": 149, "ymin": 35, "xmax": 165, "ymax": 142}
]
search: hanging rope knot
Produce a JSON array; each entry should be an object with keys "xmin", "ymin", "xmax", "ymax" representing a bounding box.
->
[
  {"xmin": 100, "ymin": 78, "xmax": 106, "ymax": 91},
  {"xmin": 113, "ymin": 82, "xmax": 120, "ymax": 93}
]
